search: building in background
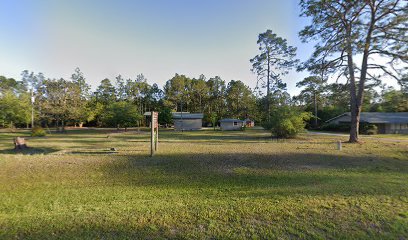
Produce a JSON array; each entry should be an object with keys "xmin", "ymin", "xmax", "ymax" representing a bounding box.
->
[
  {"xmin": 172, "ymin": 112, "xmax": 203, "ymax": 131},
  {"xmin": 326, "ymin": 112, "xmax": 408, "ymax": 134},
  {"xmin": 244, "ymin": 119, "xmax": 255, "ymax": 128},
  {"xmin": 220, "ymin": 119, "xmax": 245, "ymax": 131}
]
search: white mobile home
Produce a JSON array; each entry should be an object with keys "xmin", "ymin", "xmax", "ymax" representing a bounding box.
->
[{"xmin": 220, "ymin": 119, "xmax": 245, "ymax": 131}]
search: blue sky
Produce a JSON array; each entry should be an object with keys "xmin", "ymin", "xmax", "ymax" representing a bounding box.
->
[{"xmin": 0, "ymin": 0, "xmax": 315, "ymax": 94}]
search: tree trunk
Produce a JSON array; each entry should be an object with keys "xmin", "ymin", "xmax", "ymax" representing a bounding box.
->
[
  {"xmin": 61, "ymin": 120, "xmax": 65, "ymax": 132},
  {"xmin": 266, "ymin": 52, "xmax": 271, "ymax": 122},
  {"xmin": 345, "ymin": 24, "xmax": 359, "ymax": 143},
  {"xmin": 350, "ymin": 7, "xmax": 375, "ymax": 143},
  {"xmin": 314, "ymin": 91, "xmax": 318, "ymax": 127},
  {"xmin": 199, "ymin": 95, "xmax": 202, "ymax": 113}
]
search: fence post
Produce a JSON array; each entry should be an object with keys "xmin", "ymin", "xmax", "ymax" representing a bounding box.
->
[{"xmin": 337, "ymin": 140, "xmax": 342, "ymax": 151}]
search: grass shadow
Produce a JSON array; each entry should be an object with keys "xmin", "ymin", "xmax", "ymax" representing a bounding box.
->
[
  {"xmin": 101, "ymin": 152, "xmax": 408, "ymax": 198},
  {"xmin": 0, "ymin": 147, "xmax": 60, "ymax": 155}
]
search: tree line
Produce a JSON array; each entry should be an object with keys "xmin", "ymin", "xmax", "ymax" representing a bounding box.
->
[
  {"xmin": 1, "ymin": 67, "xmax": 406, "ymax": 132},
  {"xmin": 0, "ymin": 69, "xmax": 258, "ymax": 131},
  {"xmin": 1, "ymin": 0, "xmax": 406, "ymax": 141}
]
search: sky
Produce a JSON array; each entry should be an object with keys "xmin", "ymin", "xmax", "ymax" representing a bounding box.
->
[{"xmin": 1, "ymin": 0, "xmax": 318, "ymax": 94}]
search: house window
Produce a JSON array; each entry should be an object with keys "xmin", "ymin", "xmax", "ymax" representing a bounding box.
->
[{"xmin": 233, "ymin": 122, "xmax": 238, "ymax": 126}]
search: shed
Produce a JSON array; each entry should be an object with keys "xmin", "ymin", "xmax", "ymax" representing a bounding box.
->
[
  {"xmin": 172, "ymin": 112, "xmax": 203, "ymax": 131},
  {"xmin": 220, "ymin": 119, "xmax": 245, "ymax": 131},
  {"xmin": 326, "ymin": 112, "xmax": 408, "ymax": 134},
  {"xmin": 244, "ymin": 119, "xmax": 255, "ymax": 128}
]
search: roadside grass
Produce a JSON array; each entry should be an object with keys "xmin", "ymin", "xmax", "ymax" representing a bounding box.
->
[
  {"xmin": 308, "ymin": 130, "xmax": 408, "ymax": 141},
  {"xmin": 0, "ymin": 128, "xmax": 407, "ymax": 239},
  {"xmin": 369, "ymin": 134, "xmax": 408, "ymax": 140}
]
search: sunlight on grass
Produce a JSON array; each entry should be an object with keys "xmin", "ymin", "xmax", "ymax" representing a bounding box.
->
[{"xmin": 0, "ymin": 128, "xmax": 407, "ymax": 239}]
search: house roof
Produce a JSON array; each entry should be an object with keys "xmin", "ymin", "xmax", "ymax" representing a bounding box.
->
[
  {"xmin": 172, "ymin": 112, "xmax": 204, "ymax": 119},
  {"xmin": 326, "ymin": 112, "xmax": 408, "ymax": 124},
  {"xmin": 219, "ymin": 118, "xmax": 244, "ymax": 123}
]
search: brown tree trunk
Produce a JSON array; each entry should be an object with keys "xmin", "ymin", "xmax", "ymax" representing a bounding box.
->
[
  {"xmin": 314, "ymin": 91, "xmax": 318, "ymax": 127},
  {"xmin": 345, "ymin": 23, "xmax": 359, "ymax": 143},
  {"xmin": 266, "ymin": 51, "xmax": 271, "ymax": 122},
  {"xmin": 349, "ymin": 6, "xmax": 375, "ymax": 143}
]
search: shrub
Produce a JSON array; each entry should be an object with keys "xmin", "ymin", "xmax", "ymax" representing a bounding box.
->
[
  {"xmin": 320, "ymin": 123, "xmax": 350, "ymax": 132},
  {"xmin": 31, "ymin": 127, "xmax": 46, "ymax": 137},
  {"xmin": 320, "ymin": 123, "xmax": 378, "ymax": 135},
  {"xmin": 265, "ymin": 106, "xmax": 312, "ymax": 138},
  {"xmin": 360, "ymin": 123, "xmax": 378, "ymax": 135}
]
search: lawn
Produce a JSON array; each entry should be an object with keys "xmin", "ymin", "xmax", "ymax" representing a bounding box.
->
[{"xmin": 0, "ymin": 128, "xmax": 407, "ymax": 239}]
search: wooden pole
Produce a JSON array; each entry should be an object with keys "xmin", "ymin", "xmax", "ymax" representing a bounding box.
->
[
  {"xmin": 150, "ymin": 111, "xmax": 154, "ymax": 157},
  {"xmin": 155, "ymin": 123, "xmax": 158, "ymax": 151}
]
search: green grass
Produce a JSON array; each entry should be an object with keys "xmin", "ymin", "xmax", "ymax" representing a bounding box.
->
[
  {"xmin": 0, "ymin": 128, "xmax": 407, "ymax": 239},
  {"xmin": 309, "ymin": 130, "xmax": 408, "ymax": 141},
  {"xmin": 368, "ymin": 134, "xmax": 408, "ymax": 140}
]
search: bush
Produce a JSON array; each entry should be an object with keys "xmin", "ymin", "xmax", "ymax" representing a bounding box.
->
[
  {"xmin": 360, "ymin": 123, "xmax": 378, "ymax": 135},
  {"xmin": 320, "ymin": 123, "xmax": 378, "ymax": 135},
  {"xmin": 31, "ymin": 127, "xmax": 46, "ymax": 137},
  {"xmin": 264, "ymin": 106, "xmax": 312, "ymax": 138},
  {"xmin": 320, "ymin": 123, "xmax": 350, "ymax": 132}
]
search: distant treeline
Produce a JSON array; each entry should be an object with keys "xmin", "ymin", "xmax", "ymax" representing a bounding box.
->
[{"xmin": 0, "ymin": 68, "xmax": 407, "ymax": 130}]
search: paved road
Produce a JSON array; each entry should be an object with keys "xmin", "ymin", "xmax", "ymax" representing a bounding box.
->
[{"xmin": 307, "ymin": 131, "xmax": 408, "ymax": 143}]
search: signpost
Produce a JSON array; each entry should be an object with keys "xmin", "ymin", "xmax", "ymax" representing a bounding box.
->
[{"xmin": 150, "ymin": 111, "xmax": 159, "ymax": 156}]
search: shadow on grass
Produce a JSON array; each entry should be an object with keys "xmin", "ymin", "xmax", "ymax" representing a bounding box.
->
[
  {"xmin": 158, "ymin": 132, "xmax": 271, "ymax": 142},
  {"xmin": 2, "ymin": 151, "xmax": 408, "ymax": 239},
  {"xmin": 69, "ymin": 150, "xmax": 118, "ymax": 155},
  {"xmin": 101, "ymin": 152, "xmax": 408, "ymax": 198},
  {"xmin": 7, "ymin": 223, "xmax": 187, "ymax": 240},
  {"xmin": 0, "ymin": 147, "xmax": 60, "ymax": 155}
]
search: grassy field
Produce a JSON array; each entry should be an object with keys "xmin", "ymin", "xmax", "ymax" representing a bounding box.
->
[{"xmin": 0, "ymin": 128, "xmax": 407, "ymax": 239}]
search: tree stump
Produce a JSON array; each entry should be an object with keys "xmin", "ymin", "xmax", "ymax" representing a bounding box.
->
[{"xmin": 14, "ymin": 137, "xmax": 28, "ymax": 150}]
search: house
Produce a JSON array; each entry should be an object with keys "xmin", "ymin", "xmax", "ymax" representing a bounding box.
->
[
  {"xmin": 220, "ymin": 119, "xmax": 245, "ymax": 131},
  {"xmin": 172, "ymin": 112, "xmax": 203, "ymax": 131},
  {"xmin": 326, "ymin": 112, "xmax": 408, "ymax": 134}
]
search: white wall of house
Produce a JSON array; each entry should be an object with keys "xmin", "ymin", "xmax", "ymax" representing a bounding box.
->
[{"xmin": 220, "ymin": 121, "xmax": 244, "ymax": 131}]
